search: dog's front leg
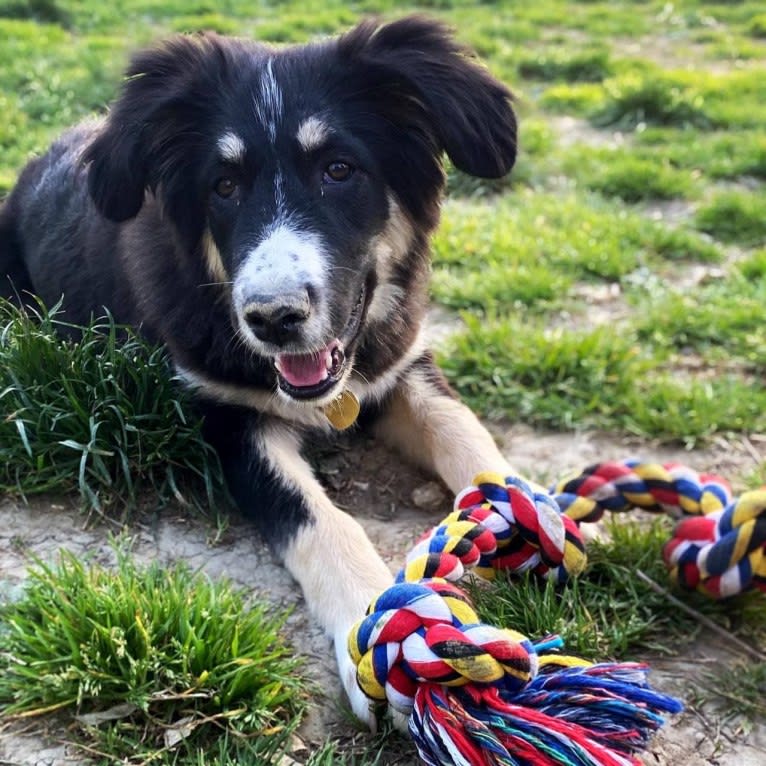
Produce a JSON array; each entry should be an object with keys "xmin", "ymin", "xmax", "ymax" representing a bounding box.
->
[
  {"xmin": 202, "ymin": 404, "xmax": 392, "ymax": 726},
  {"xmin": 374, "ymin": 353, "xmax": 518, "ymax": 494}
]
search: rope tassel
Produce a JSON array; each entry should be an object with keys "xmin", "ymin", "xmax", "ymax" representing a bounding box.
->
[{"xmin": 348, "ymin": 460, "xmax": 766, "ymax": 765}]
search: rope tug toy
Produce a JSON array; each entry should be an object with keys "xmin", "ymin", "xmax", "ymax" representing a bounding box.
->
[{"xmin": 348, "ymin": 459, "xmax": 766, "ymax": 766}]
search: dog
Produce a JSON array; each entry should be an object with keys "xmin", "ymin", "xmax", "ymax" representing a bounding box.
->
[{"xmin": 0, "ymin": 16, "xmax": 519, "ymax": 725}]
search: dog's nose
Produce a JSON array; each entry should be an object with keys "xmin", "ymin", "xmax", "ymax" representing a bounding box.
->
[{"xmin": 242, "ymin": 291, "xmax": 310, "ymax": 346}]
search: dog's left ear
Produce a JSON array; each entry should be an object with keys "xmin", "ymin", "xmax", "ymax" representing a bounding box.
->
[{"xmin": 341, "ymin": 16, "xmax": 517, "ymax": 178}]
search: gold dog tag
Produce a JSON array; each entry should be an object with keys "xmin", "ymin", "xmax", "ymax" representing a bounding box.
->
[{"xmin": 324, "ymin": 390, "xmax": 360, "ymax": 430}]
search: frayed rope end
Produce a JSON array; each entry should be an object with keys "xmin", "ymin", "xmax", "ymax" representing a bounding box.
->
[{"xmin": 410, "ymin": 654, "xmax": 683, "ymax": 766}]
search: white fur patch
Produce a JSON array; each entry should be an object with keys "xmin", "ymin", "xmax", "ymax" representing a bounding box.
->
[
  {"xmin": 235, "ymin": 220, "xmax": 326, "ymax": 300},
  {"xmin": 216, "ymin": 131, "xmax": 246, "ymax": 164},
  {"xmin": 175, "ymin": 365, "xmax": 334, "ymax": 429},
  {"xmin": 254, "ymin": 58, "xmax": 283, "ymax": 143},
  {"xmin": 296, "ymin": 115, "xmax": 331, "ymax": 152},
  {"xmin": 232, "ymin": 219, "xmax": 329, "ymax": 347}
]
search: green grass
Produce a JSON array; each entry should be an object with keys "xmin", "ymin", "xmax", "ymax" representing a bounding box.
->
[
  {"xmin": 634, "ymin": 129, "xmax": 766, "ymax": 181},
  {"xmin": 747, "ymin": 13, "xmax": 766, "ymax": 38},
  {"xmin": 592, "ymin": 71, "xmax": 712, "ymax": 130},
  {"xmin": 439, "ymin": 316, "xmax": 647, "ymax": 429},
  {"xmin": 541, "ymin": 67, "xmax": 766, "ymax": 132},
  {"xmin": 0, "ymin": 299, "xmax": 225, "ymax": 517},
  {"xmin": 517, "ymin": 46, "xmax": 612, "ymax": 83},
  {"xmin": 433, "ymin": 193, "xmax": 722, "ymax": 303},
  {"xmin": 440, "ymin": 313, "xmax": 766, "ymax": 441},
  {"xmin": 0, "ymin": 545, "xmax": 307, "ymax": 764},
  {"xmin": 566, "ymin": 151, "xmax": 697, "ymax": 202},
  {"xmin": 634, "ymin": 277, "xmax": 766, "ymax": 370},
  {"xmin": 738, "ymin": 249, "xmax": 766, "ymax": 280},
  {"xmin": 694, "ymin": 190, "xmax": 766, "ymax": 246}
]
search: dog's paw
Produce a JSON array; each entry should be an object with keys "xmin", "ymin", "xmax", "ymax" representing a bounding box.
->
[
  {"xmin": 387, "ymin": 707, "xmax": 410, "ymax": 734},
  {"xmin": 335, "ymin": 631, "xmax": 378, "ymax": 734},
  {"xmin": 334, "ymin": 629, "xmax": 412, "ymax": 734},
  {"xmin": 334, "ymin": 631, "xmax": 378, "ymax": 732}
]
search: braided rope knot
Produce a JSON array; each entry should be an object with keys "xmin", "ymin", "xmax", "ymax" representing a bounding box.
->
[
  {"xmin": 664, "ymin": 488, "xmax": 766, "ymax": 597},
  {"xmin": 348, "ymin": 578, "xmax": 539, "ymax": 714},
  {"xmin": 401, "ymin": 471, "xmax": 588, "ymax": 585},
  {"xmin": 347, "ymin": 460, "xmax": 695, "ymax": 765}
]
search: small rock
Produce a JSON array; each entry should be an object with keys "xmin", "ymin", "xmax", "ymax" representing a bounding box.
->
[{"xmin": 411, "ymin": 482, "xmax": 448, "ymax": 510}]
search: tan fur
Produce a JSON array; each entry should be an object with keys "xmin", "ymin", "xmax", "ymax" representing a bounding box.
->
[
  {"xmin": 366, "ymin": 195, "xmax": 416, "ymax": 326},
  {"xmin": 376, "ymin": 367, "xmax": 514, "ymax": 493},
  {"xmin": 201, "ymin": 229, "xmax": 229, "ymax": 283},
  {"xmin": 369, "ymin": 195, "xmax": 414, "ymax": 284},
  {"xmin": 257, "ymin": 422, "xmax": 393, "ymax": 636}
]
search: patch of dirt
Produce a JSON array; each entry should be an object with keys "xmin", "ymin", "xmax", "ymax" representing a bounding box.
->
[
  {"xmin": 549, "ymin": 115, "xmax": 631, "ymax": 150},
  {"xmin": 551, "ymin": 281, "xmax": 632, "ymax": 331},
  {"xmin": 641, "ymin": 198, "xmax": 697, "ymax": 227},
  {"xmin": 1, "ymin": 426, "xmax": 765, "ymax": 765},
  {"xmin": 618, "ymin": 35, "xmax": 751, "ymax": 76}
]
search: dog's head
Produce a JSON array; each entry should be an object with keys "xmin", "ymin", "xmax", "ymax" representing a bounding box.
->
[{"xmin": 85, "ymin": 16, "xmax": 516, "ymax": 404}]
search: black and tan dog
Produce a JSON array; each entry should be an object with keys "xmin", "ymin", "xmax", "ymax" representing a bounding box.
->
[{"xmin": 0, "ymin": 16, "xmax": 518, "ymax": 723}]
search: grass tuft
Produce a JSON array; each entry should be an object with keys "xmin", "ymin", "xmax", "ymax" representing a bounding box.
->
[
  {"xmin": 738, "ymin": 249, "xmax": 766, "ymax": 281},
  {"xmin": 694, "ymin": 190, "xmax": 766, "ymax": 246},
  {"xmin": 746, "ymin": 13, "xmax": 766, "ymax": 39},
  {"xmin": 440, "ymin": 312, "xmax": 766, "ymax": 441},
  {"xmin": 0, "ymin": 0, "xmax": 70, "ymax": 26},
  {"xmin": 578, "ymin": 155, "xmax": 694, "ymax": 202},
  {"xmin": 469, "ymin": 518, "xmax": 685, "ymax": 658},
  {"xmin": 0, "ymin": 545, "xmax": 307, "ymax": 763},
  {"xmin": 518, "ymin": 47, "xmax": 612, "ymax": 82},
  {"xmin": 592, "ymin": 72, "xmax": 710, "ymax": 130},
  {"xmin": 439, "ymin": 315, "xmax": 645, "ymax": 429},
  {"xmin": 0, "ymin": 299, "xmax": 224, "ymax": 517}
]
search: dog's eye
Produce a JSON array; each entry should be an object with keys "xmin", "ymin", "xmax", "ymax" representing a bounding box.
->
[
  {"xmin": 214, "ymin": 177, "xmax": 238, "ymax": 199},
  {"xmin": 323, "ymin": 161, "xmax": 354, "ymax": 184}
]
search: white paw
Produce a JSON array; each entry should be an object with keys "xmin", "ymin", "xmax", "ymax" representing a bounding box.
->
[
  {"xmin": 387, "ymin": 707, "xmax": 410, "ymax": 734},
  {"xmin": 335, "ymin": 631, "xmax": 379, "ymax": 732},
  {"xmin": 334, "ymin": 629, "xmax": 412, "ymax": 735}
]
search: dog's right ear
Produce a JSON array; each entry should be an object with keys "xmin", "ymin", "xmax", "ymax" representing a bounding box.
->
[{"xmin": 85, "ymin": 34, "xmax": 227, "ymax": 222}]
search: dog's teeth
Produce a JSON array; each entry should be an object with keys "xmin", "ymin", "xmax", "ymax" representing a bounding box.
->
[{"xmin": 329, "ymin": 346, "xmax": 345, "ymax": 376}]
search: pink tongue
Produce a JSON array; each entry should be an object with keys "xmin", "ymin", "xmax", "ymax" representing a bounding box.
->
[{"xmin": 277, "ymin": 347, "xmax": 332, "ymax": 388}]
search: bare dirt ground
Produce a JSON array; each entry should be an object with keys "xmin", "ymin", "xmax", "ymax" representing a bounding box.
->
[{"xmin": 1, "ymin": 424, "xmax": 765, "ymax": 765}]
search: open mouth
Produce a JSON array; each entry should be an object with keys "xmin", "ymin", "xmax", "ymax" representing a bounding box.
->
[{"xmin": 274, "ymin": 285, "xmax": 368, "ymax": 401}]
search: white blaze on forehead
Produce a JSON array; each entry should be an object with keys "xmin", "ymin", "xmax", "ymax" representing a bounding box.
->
[
  {"xmin": 216, "ymin": 131, "xmax": 246, "ymax": 164},
  {"xmin": 254, "ymin": 58, "xmax": 283, "ymax": 144},
  {"xmin": 296, "ymin": 115, "xmax": 331, "ymax": 152},
  {"xmin": 274, "ymin": 168, "xmax": 286, "ymax": 214}
]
